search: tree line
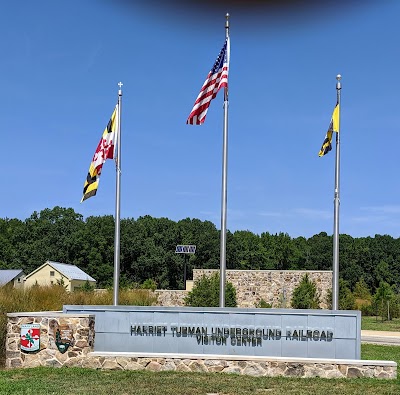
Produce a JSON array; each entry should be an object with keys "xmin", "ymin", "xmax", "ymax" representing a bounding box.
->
[{"xmin": 0, "ymin": 206, "xmax": 399, "ymax": 294}]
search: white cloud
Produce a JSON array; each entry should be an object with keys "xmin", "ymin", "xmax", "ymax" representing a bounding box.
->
[
  {"xmin": 350, "ymin": 215, "xmax": 387, "ymax": 223},
  {"xmin": 360, "ymin": 205, "xmax": 400, "ymax": 214},
  {"xmin": 258, "ymin": 208, "xmax": 331, "ymax": 220},
  {"xmin": 293, "ymin": 208, "xmax": 332, "ymax": 220}
]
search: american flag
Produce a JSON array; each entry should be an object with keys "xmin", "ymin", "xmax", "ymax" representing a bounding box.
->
[{"xmin": 187, "ymin": 38, "xmax": 230, "ymax": 125}]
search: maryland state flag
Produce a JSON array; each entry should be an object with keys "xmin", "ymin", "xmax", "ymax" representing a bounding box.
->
[
  {"xmin": 81, "ymin": 105, "xmax": 118, "ymax": 202},
  {"xmin": 318, "ymin": 103, "xmax": 340, "ymax": 157}
]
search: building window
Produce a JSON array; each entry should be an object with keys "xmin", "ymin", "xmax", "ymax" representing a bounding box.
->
[{"xmin": 50, "ymin": 271, "xmax": 55, "ymax": 276}]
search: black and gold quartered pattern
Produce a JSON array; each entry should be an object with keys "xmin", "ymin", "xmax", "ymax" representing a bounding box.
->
[
  {"xmin": 318, "ymin": 103, "xmax": 340, "ymax": 157},
  {"xmin": 81, "ymin": 105, "xmax": 118, "ymax": 202}
]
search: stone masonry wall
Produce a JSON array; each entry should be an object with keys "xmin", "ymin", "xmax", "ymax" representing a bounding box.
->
[
  {"xmin": 6, "ymin": 312, "xmax": 396, "ymax": 379},
  {"xmin": 155, "ymin": 270, "xmax": 332, "ymax": 308},
  {"xmin": 154, "ymin": 290, "xmax": 187, "ymax": 307},
  {"xmin": 6, "ymin": 312, "xmax": 94, "ymax": 369},
  {"xmin": 83, "ymin": 354, "xmax": 396, "ymax": 379}
]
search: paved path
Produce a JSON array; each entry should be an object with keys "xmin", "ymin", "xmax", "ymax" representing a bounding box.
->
[{"xmin": 361, "ymin": 330, "xmax": 400, "ymax": 345}]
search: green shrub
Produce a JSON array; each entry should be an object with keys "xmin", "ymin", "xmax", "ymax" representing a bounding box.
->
[
  {"xmin": 78, "ymin": 279, "xmax": 95, "ymax": 293},
  {"xmin": 255, "ymin": 299, "xmax": 272, "ymax": 308},
  {"xmin": 291, "ymin": 274, "xmax": 320, "ymax": 309},
  {"xmin": 141, "ymin": 278, "xmax": 157, "ymax": 291},
  {"xmin": 361, "ymin": 303, "xmax": 375, "ymax": 316},
  {"xmin": 184, "ymin": 273, "xmax": 237, "ymax": 307}
]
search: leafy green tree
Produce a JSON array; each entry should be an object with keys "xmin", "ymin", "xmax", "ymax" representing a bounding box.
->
[
  {"xmin": 374, "ymin": 281, "xmax": 394, "ymax": 321},
  {"xmin": 338, "ymin": 279, "xmax": 356, "ymax": 310},
  {"xmin": 184, "ymin": 273, "xmax": 236, "ymax": 307},
  {"xmin": 325, "ymin": 279, "xmax": 356, "ymax": 310},
  {"xmin": 306, "ymin": 232, "xmax": 333, "ymax": 271},
  {"xmin": 340, "ymin": 234, "xmax": 366, "ymax": 290},
  {"xmin": 374, "ymin": 260, "xmax": 393, "ymax": 286},
  {"xmin": 9, "ymin": 207, "xmax": 85, "ymax": 274},
  {"xmin": 228, "ymin": 230, "xmax": 267, "ymax": 270},
  {"xmin": 291, "ymin": 274, "xmax": 320, "ymax": 309},
  {"xmin": 260, "ymin": 232, "xmax": 297, "ymax": 270},
  {"xmin": 5, "ymin": 206, "xmax": 400, "ymax": 295},
  {"xmin": 354, "ymin": 278, "xmax": 372, "ymax": 300},
  {"xmin": 177, "ymin": 218, "xmax": 220, "ymax": 270},
  {"xmin": 291, "ymin": 236, "xmax": 311, "ymax": 270},
  {"xmin": 389, "ymin": 292, "xmax": 400, "ymax": 319}
]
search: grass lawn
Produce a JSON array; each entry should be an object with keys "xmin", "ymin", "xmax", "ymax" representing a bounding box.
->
[
  {"xmin": 362, "ymin": 316, "xmax": 400, "ymax": 331},
  {"xmin": 0, "ymin": 344, "xmax": 398, "ymax": 395}
]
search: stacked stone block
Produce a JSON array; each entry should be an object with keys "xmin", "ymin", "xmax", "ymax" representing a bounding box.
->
[
  {"xmin": 6, "ymin": 313, "xmax": 94, "ymax": 369},
  {"xmin": 155, "ymin": 269, "xmax": 332, "ymax": 308}
]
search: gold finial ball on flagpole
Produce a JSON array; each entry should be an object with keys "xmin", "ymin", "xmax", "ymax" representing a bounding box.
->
[{"xmin": 336, "ymin": 74, "xmax": 342, "ymax": 81}]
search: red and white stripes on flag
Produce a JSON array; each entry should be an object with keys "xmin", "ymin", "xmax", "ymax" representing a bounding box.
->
[
  {"xmin": 187, "ymin": 38, "xmax": 230, "ymax": 125},
  {"xmin": 81, "ymin": 105, "xmax": 118, "ymax": 202}
]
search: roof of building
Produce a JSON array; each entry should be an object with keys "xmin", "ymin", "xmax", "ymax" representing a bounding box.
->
[
  {"xmin": 25, "ymin": 261, "xmax": 96, "ymax": 282},
  {"xmin": 0, "ymin": 269, "xmax": 24, "ymax": 286}
]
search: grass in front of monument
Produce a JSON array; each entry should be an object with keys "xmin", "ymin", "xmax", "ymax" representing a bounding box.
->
[
  {"xmin": 362, "ymin": 316, "xmax": 400, "ymax": 332},
  {"xmin": 0, "ymin": 344, "xmax": 398, "ymax": 395}
]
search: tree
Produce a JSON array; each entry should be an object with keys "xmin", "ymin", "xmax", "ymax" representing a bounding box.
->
[
  {"xmin": 291, "ymin": 274, "xmax": 320, "ymax": 309},
  {"xmin": 184, "ymin": 273, "xmax": 237, "ymax": 307},
  {"xmin": 325, "ymin": 279, "xmax": 356, "ymax": 310},
  {"xmin": 354, "ymin": 278, "xmax": 372, "ymax": 300},
  {"xmin": 260, "ymin": 232, "xmax": 296, "ymax": 270},
  {"xmin": 228, "ymin": 230, "xmax": 267, "ymax": 270},
  {"xmin": 338, "ymin": 279, "xmax": 356, "ymax": 310},
  {"xmin": 80, "ymin": 279, "xmax": 95, "ymax": 292},
  {"xmin": 374, "ymin": 260, "xmax": 393, "ymax": 286},
  {"xmin": 10, "ymin": 207, "xmax": 85, "ymax": 275},
  {"xmin": 306, "ymin": 232, "xmax": 332, "ymax": 271},
  {"xmin": 374, "ymin": 281, "xmax": 393, "ymax": 321}
]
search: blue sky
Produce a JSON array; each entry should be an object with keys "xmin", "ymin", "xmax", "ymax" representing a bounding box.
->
[{"xmin": 1, "ymin": 1, "xmax": 399, "ymax": 239}]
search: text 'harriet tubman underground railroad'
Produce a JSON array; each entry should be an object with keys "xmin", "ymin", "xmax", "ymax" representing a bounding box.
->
[{"xmin": 130, "ymin": 324, "xmax": 333, "ymax": 347}]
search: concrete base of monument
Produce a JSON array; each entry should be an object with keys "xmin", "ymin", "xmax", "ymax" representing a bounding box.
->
[{"xmin": 85, "ymin": 351, "xmax": 396, "ymax": 379}]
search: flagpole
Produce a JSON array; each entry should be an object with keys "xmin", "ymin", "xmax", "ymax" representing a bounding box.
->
[
  {"xmin": 219, "ymin": 13, "xmax": 230, "ymax": 308},
  {"xmin": 113, "ymin": 82, "xmax": 123, "ymax": 306},
  {"xmin": 332, "ymin": 74, "xmax": 341, "ymax": 310}
]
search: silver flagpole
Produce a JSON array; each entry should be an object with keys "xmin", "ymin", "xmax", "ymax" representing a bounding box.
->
[
  {"xmin": 332, "ymin": 75, "xmax": 341, "ymax": 310},
  {"xmin": 219, "ymin": 13, "xmax": 230, "ymax": 308},
  {"xmin": 113, "ymin": 82, "xmax": 123, "ymax": 306}
]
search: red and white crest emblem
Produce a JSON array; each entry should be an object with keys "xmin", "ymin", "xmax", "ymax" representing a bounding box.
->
[{"xmin": 20, "ymin": 324, "xmax": 40, "ymax": 352}]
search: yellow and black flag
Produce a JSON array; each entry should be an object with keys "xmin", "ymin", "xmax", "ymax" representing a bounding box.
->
[
  {"xmin": 81, "ymin": 105, "xmax": 118, "ymax": 202},
  {"xmin": 318, "ymin": 103, "xmax": 340, "ymax": 157}
]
